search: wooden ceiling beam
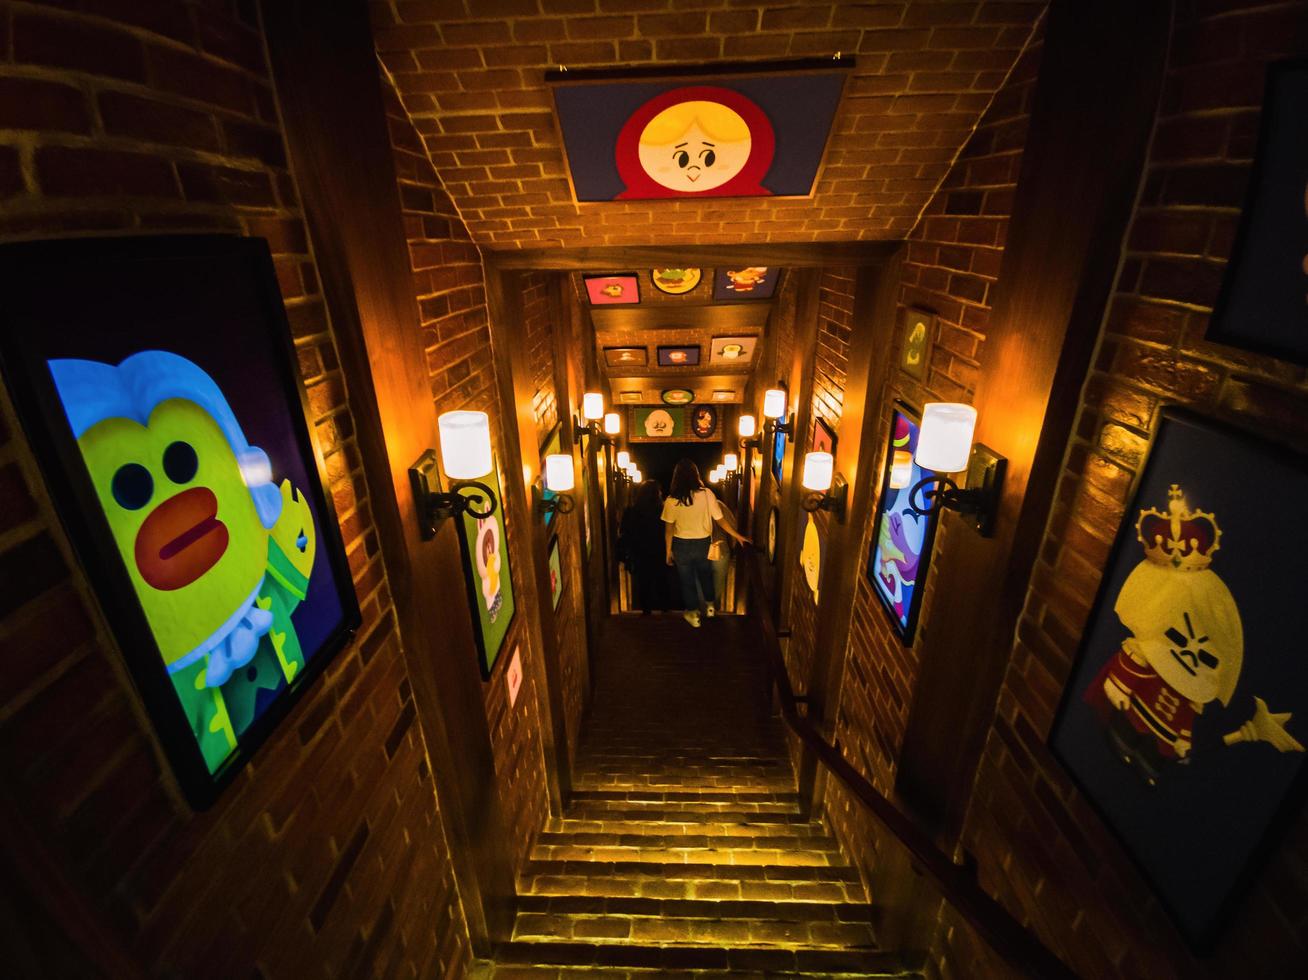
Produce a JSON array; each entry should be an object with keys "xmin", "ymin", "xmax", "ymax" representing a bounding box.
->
[{"xmin": 483, "ymin": 241, "xmax": 900, "ymax": 271}]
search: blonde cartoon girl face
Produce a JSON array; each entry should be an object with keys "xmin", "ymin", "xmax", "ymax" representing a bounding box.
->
[{"xmin": 636, "ymin": 101, "xmax": 753, "ymax": 194}]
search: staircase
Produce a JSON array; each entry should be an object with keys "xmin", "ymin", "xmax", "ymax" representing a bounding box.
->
[{"xmin": 472, "ymin": 616, "xmax": 923, "ymax": 978}]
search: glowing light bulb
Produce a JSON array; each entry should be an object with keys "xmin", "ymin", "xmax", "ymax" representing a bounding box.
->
[
  {"xmin": 724, "ymin": 452, "xmax": 739, "ymax": 471},
  {"xmin": 616, "ymin": 450, "xmax": 630, "ymax": 469},
  {"xmin": 801, "ymin": 452, "xmax": 834, "ymax": 492},
  {"xmin": 438, "ymin": 411, "xmax": 493, "ymax": 479},
  {"xmin": 544, "ymin": 453, "xmax": 574, "ymax": 492},
  {"xmin": 582, "ymin": 392, "xmax": 604, "ymax": 421},
  {"xmin": 762, "ymin": 388, "xmax": 786, "ymax": 419},
  {"xmin": 737, "ymin": 414, "xmax": 757, "ymax": 439},
  {"xmin": 916, "ymin": 403, "xmax": 977, "ymax": 473},
  {"xmin": 604, "ymin": 412, "xmax": 621, "ymax": 435}
]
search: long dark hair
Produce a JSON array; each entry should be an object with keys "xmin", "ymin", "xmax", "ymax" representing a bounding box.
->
[
  {"xmin": 633, "ymin": 479, "xmax": 663, "ymax": 516},
  {"xmin": 668, "ymin": 458, "xmax": 703, "ymax": 506}
]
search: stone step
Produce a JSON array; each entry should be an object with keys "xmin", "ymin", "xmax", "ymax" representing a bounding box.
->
[
  {"xmin": 520, "ymin": 862, "xmax": 866, "ymax": 904},
  {"xmin": 487, "ymin": 940, "xmax": 920, "ymax": 976},
  {"xmin": 536, "ymin": 830, "xmax": 839, "ymax": 851},
  {"xmin": 530, "ymin": 843, "xmax": 840, "ymax": 867},
  {"xmin": 546, "ymin": 817, "xmax": 830, "ymax": 839},
  {"xmin": 517, "ymin": 895, "xmax": 878, "ymax": 923},
  {"xmin": 564, "ymin": 806, "xmax": 811, "ymax": 826},
  {"xmin": 571, "ymin": 789, "xmax": 801, "ymax": 806},
  {"xmin": 512, "ymin": 912, "xmax": 877, "ymax": 949}
]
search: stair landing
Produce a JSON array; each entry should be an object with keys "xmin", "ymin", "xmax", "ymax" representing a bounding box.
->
[{"xmin": 474, "ymin": 616, "xmax": 923, "ymax": 978}]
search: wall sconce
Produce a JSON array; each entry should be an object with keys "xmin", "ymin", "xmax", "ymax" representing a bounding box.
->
[
  {"xmin": 762, "ymin": 386, "xmax": 793, "ymax": 436},
  {"xmin": 629, "ymin": 466, "xmax": 642, "ymax": 483},
  {"xmin": 708, "ymin": 466, "xmax": 723, "ymax": 484},
  {"xmin": 800, "ymin": 450, "xmax": 847, "ymax": 521},
  {"xmin": 616, "ymin": 450, "xmax": 630, "ymax": 470},
  {"xmin": 908, "ymin": 402, "xmax": 1007, "ymax": 537},
  {"xmin": 408, "ymin": 410, "xmax": 498, "ymax": 539},
  {"xmin": 603, "ymin": 412, "xmax": 621, "ymax": 436},
  {"xmin": 535, "ymin": 452, "xmax": 576, "ymax": 517},
  {"xmin": 723, "ymin": 451, "xmax": 739, "ymax": 472},
  {"xmin": 574, "ymin": 391, "xmax": 608, "ymax": 442},
  {"xmin": 737, "ymin": 413, "xmax": 759, "ymax": 448}
]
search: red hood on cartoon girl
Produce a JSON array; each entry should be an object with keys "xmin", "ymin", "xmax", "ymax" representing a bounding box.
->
[{"xmin": 614, "ymin": 85, "xmax": 776, "ymax": 200}]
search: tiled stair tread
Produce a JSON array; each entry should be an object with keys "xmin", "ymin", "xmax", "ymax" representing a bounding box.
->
[
  {"xmin": 523, "ymin": 860, "xmax": 861, "ymax": 882},
  {"xmin": 492, "ymin": 941, "xmax": 918, "ymax": 974},
  {"xmin": 565, "ymin": 807, "xmax": 810, "ymax": 824},
  {"xmin": 547, "ymin": 818, "xmax": 831, "ymax": 838},
  {"xmin": 531, "ymin": 848, "xmax": 839, "ymax": 868},
  {"xmin": 520, "ymin": 877, "xmax": 867, "ymax": 904},
  {"xmin": 516, "ymin": 895, "xmax": 877, "ymax": 922},
  {"xmin": 512, "ymin": 913, "xmax": 877, "ymax": 948},
  {"xmin": 472, "ymin": 968, "xmax": 915, "ymax": 980},
  {"xmin": 536, "ymin": 832, "xmax": 838, "ymax": 850},
  {"xmin": 568, "ymin": 790, "xmax": 801, "ymax": 805}
]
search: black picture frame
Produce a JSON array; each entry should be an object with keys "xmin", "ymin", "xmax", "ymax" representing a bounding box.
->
[
  {"xmin": 452, "ymin": 457, "xmax": 516, "ymax": 681},
  {"xmin": 865, "ymin": 401, "xmax": 941, "ymax": 645},
  {"xmin": 1048, "ymin": 408, "xmax": 1308, "ymax": 949},
  {"xmin": 0, "ymin": 235, "xmax": 360, "ymax": 810},
  {"xmin": 1205, "ymin": 59, "xmax": 1308, "ymax": 364}
]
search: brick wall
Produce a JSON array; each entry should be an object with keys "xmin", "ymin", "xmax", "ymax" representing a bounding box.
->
[
  {"xmin": 933, "ymin": 3, "xmax": 1308, "ymax": 977},
  {"xmin": 369, "ymin": 0, "xmax": 1046, "ymax": 248},
  {"xmin": 387, "ymin": 81, "xmax": 551, "ymax": 879},
  {"xmin": 0, "ymin": 3, "xmax": 469, "ymax": 977},
  {"xmin": 818, "ymin": 29, "xmax": 1042, "ymax": 903}
]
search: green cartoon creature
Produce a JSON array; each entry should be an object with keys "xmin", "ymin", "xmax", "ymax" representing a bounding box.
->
[{"xmin": 50, "ymin": 351, "xmax": 316, "ymax": 773}]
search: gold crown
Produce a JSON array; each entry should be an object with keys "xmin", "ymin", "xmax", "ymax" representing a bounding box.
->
[{"xmin": 1134, "ymin": 484, "xmax": 1220, "ymax": 572}]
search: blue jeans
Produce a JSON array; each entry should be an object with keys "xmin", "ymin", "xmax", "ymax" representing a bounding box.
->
[{"xmin": 672, "ymin": 536, "xmax": 715, "ymax": 610}]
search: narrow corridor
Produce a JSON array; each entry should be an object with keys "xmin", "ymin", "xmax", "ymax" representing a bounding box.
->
[{"xmin": 474, "ymin": 616, "xmax": 919, "ymax": 977}]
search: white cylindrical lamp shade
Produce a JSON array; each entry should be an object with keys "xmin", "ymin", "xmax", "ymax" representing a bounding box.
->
[
  {"xmin": 582, "ymin": 392, "xmax": 605, "ymax": 420},
  {"xmin": 802, "ymin": 452, "xmax": 834, "ymax": 492},
  {"xmin": 888, "ymin": 450, "xmax": 914, "ymax": 490},
  {"xmin": 438, "ymin": 410, "xmax": 493, "ymax": 479},
  {"xmin": 631, "ymin": 468, "xmax": 642, "ymax": 483},
  {"xmin": 762, "ymin": 388, "xmax": 787, "ymax": 419},
  {"xmin": 915, "ymin": 403, "xmax": 977, "ymax": 473},
  {"xmin": 544, "ymin": 453, "xmax": 575, "ymax": 492},
  {"xmin": 724, "ymin": 452, "xmax": 739, "ymax": 471},
  {"xmin": 737, "ymin": 414, "xmax": 757, "ymax": 438},
  {"xmin": 708, "ymin": 467, "xmax": 722, "ymax": 484},
  {"xmin": 616, "ymin": 450, "xmax": 631, "ymax": 469},
  {"xmin": 604, "ymin": 412, "xmax": 621, "ymax": 435}
]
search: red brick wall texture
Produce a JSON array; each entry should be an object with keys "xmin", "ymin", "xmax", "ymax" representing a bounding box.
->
[
  {"xmin": 0, "ymin": 3, "xmax": 516, "ymax": 977},
  {"xmin": 370, "ymin": 0, "xmax": 1047, "ymax": 248}
]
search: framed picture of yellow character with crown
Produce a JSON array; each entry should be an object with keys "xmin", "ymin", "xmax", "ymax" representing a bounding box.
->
[{"xmin": 1049, "ymin": 408, "xmax": 1308, "ymax": 950}]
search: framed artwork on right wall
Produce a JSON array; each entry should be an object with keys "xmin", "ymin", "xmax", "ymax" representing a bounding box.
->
[{"xmin": 865, "ymin": 402, "xmax": 940, "ymax": 644}]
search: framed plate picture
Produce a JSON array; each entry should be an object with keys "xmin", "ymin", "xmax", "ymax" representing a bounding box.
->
[
  {"xmin": 456, "ymin": 460, "xmax": 516, "ymax": 679},
  {"xmin": 583, "ymin": 274, "xmax": 640, "ymax": 305},
  {"xmin": 661, "ymin": 388, "xmax": 694, "ymax": 406},
  {"xmin": 657, "ymin": 345, "xmax": 700, "ymax": 367},
  {"xmin": 865, "ymin": 403, "xmax": 940, "ymax": 644},
  {"xmin": 604, "ymin": 347, "xmax": 647, "ymax": 367},
  {"xmin": 713, "ymin": 266, "xmax": 779, "ymax": 301},
  {"xmin": 689, "ymin": 404, "xmax": 717, "ymax": 438},
  {"xmin": 651, "ymin": 268, "xmax": 701, "ymax": 294},
  {"xmin": 1048, "ymin": 409, "xmax": 1308, "ymax": 949},
  {"xmin": 547, "ymin": 535, "xmax": 564, "ymax": 610},
  {"xmin": 0, "ymin": 235, "xmax": 360, "ymax": 809},
  {"xmin": 1206, "ymin": 61, "xmax": 1308, "ymax": 363},
  {"xmin": 710, "ymin": 336, "xmax": 758, "ymax": 364}
]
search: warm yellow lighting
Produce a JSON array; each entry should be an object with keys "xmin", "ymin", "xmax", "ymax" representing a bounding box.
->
[
  {"xmin": 916, "ymin": 402, "xmax": 977, "ymax": 473},
  {"xmin": 582, "ymin": 391, "xmax": 605, "ymax": 420},
  {"xmin": 762, "ymin": 388, "xmax": 787, "ymax": 419},
  {"xmin": 616, "ymin": 450, "xmax": 630, "ymax": 469},
  {"xmin": 604, "ymin": 412, "xmax": 621, "ymax": 435},
  {"xmin": 724, "ymin": 452, "xmax": 739, "ymax": 471},
  {"xmin": 544, "ymin": 453, "xmax": 575, "ymax": 492},
  {"xmin": 802, "ymin": 451, "xmax": 834, "ymax": 492},
  {"xmin": 708, "ymin": 467, "xmax": 722, "ymax": 484},
  {"xmin": 889, "ymin": 450, "xmax": 914, "ymax": 490},
  {"xmin": 438, "ymin": 410, "xmax": 493, "ymax": 479},
  {"xmin": 737, "ymin": 414, "xmax": 757, "ymax": 438},
  {"xmin": 631, "ymin": 468, "xmax": 642, "ymax": 483}
]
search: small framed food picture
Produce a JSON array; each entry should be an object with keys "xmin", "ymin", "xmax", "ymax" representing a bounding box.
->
[
  {"xmin": 657, "ymin": 345, "xmax": 700, "ymax": 367},
  {"xmin": 583, "ymin": 273, "xmax": 640, "ymax": 305},
  {"xmin": 651, "ymin": 268, "xmax": 702, "ymax": 295}
]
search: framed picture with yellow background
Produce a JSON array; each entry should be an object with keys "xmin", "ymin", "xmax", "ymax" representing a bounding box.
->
[{"xmin": 899, "ymin": 307, "xmax": 935, "ymax": 383}]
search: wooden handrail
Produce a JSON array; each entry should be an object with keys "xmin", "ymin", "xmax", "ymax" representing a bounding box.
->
[{"xmin": 741, "ymin": 548, "xmax": 1078, "ymax": 980}]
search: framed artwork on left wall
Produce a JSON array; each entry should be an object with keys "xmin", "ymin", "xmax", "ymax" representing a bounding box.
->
[{"xmin": 0, "ymin": 235, "xmax": 361, "ymax": 810}]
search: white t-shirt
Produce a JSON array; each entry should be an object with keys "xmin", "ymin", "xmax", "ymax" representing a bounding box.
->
[{"xmin": 661, "ymin": 487, "xmax": 724, "ymax": 539}]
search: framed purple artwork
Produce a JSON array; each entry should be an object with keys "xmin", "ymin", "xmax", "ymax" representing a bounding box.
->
[
  {"xmin": 584, "ymin": 274, "xmax": 640, "ymax": 305},
  {"xmin": 713, "ymin": 267, "xmax": 779, "ymax": 301},
  {"xmin": 657, "ymin": 345, "xmax": 700, "ymax": 367},
  {"xmin": 0, "ymin": 235, "xmax": 360, "ymax": 810},
  {"xmin": 550, "ymin": 63, "xmax": 848, "ymax": 202}
]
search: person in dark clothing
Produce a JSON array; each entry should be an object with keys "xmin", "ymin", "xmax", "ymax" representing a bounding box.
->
[{"xmin": 619, "ymin": 480, "xmax": 671, "ymax": 614}]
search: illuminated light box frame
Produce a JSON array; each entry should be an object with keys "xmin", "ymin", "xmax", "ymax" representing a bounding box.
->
[
  {"xmin": 0, "ymin": 235, "xmax": 360, "ymax": 810},
  {"xmin": 865, "ymin": 402, "xmax": 941, "ymax": 644}
]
